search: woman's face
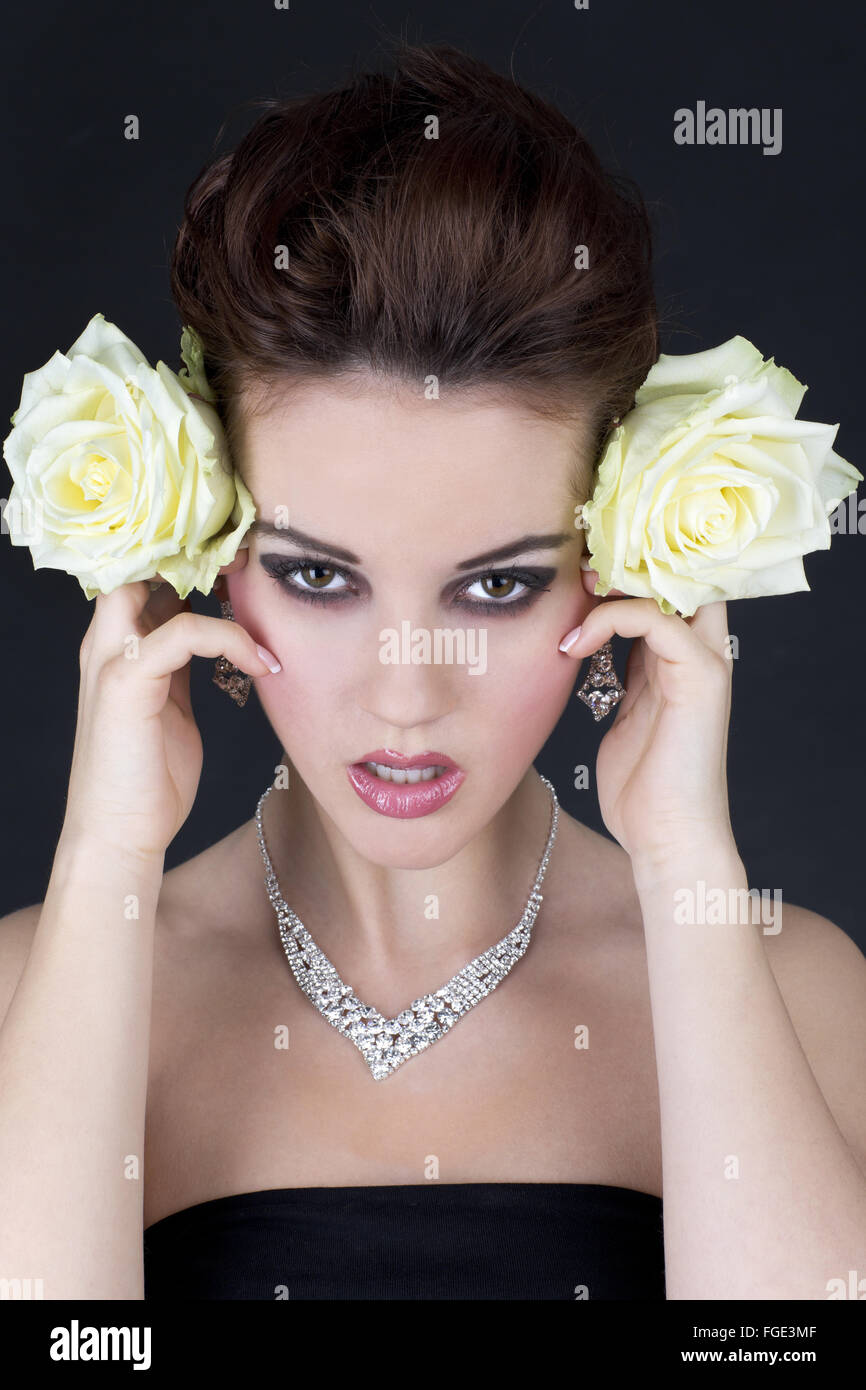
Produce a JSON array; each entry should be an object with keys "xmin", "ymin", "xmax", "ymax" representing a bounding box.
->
[{"xmin": 227, "ymin": 374, "xmax": 598, "ymax": 868}]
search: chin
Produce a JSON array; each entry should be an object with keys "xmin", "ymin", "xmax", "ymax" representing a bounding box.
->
[
  {"xmin": 330, "ymin": 762, "xmax": 527, "ymax": 871},
  {"xmin": 352, "ymin": 823, "xmax": 482, "ymax": 871},
  {"xmin": 327, "ymin": 790, "xmax": 479, "ymax": 870}
]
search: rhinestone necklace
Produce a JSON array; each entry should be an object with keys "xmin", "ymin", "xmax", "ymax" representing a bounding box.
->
[{"xmin": 254, "ymin": 774, "xmax": 560, "ymax": 1080}]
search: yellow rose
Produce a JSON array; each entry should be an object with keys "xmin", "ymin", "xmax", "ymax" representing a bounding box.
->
[
  {"xmin": 2, "ymin": 313, "xmax": 255, "ymax": 600},
  {"xmin": 581, "ymin": 335, "xmax": 863, "ymax": 616}
]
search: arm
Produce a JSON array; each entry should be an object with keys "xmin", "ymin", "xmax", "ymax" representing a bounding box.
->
[
  {"xmin": 560, "ymin": 589, "xmax": 866, "ymax": 1299},
  {"xmin": 0, "ymin": 567, "xmax": 276, "ymax": 1299},
  {"xmin": 633, "ymin": 854, "xmax": 866, "ymax": 1299},
  {"xmin": 0, "ymin": 834, "xmax": 164, "ymax": 1299}
]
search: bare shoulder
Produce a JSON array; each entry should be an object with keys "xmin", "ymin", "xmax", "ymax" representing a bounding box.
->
[
  {"xmin": 762, "ymin": 901, "xmax": 866, "ymax": 1172},
  {"xmin": 556, "ymin": 807, "xmax": 645, "ymax": 906},
  {"xmin": 762, "ymin": 899, "xmax": 866, "ymax": 1019},
  {"xmin": 154, "ymin": 817, "xmax": 260, "ymax": 940},
  {"xmin": 0, "ymin": 901, "xmax": 42, "ymax": 1025},
  {"xmin": 547, "ymin": 806, "xmax": 648, "ymax": 960}
]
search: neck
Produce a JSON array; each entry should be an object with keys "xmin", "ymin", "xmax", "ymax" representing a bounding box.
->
[{"xmin": 253, "ymin": 754, "xmax": 556, "ymax": 991}]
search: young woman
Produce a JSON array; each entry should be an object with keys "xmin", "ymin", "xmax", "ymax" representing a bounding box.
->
[{"xmin": 1, "ymin": 42, "xmax": 864, "ymax": 1302}]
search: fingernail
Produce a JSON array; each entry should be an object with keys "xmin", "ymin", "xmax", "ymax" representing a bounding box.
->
[
  {"xmin": 256, "ymin": 644, "xmax": 282, "ymax": 673},
  {"xmin": 559, "ymin": 625, "xmax": 583, "ymax": 654},
  {"xmin": 579, "ymin": 556, "xmax": 594, "ymax": 571}
]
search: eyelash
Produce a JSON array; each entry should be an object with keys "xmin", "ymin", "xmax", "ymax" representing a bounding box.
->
[{"xmin": 260, "ymin": 555, "xmax": 554, "ymax": 615}]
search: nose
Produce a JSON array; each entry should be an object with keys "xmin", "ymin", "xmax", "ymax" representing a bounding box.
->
[{"xmin": 354, "ymin": 619, "xmax": 462, "ymax": 731}]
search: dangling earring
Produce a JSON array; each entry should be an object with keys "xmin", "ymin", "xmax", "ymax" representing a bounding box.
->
[
  {"xmin": 576, "ymin": 639, "xmax": 625, "ymax": 721},
  {"xmin": 212, "ymin": 597, "xmax": 252, "ymax": 707}
]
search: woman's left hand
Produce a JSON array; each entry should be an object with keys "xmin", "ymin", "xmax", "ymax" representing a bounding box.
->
[{"xmin": 559, "ymin": 569, "xmax": 738, "ymax": 878}]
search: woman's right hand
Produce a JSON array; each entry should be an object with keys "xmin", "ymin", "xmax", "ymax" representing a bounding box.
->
[{"xmin": 62, "ymin": 566, "xmax": 281, "ymax": 861}]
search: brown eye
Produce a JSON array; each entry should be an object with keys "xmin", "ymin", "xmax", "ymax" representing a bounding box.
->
[
  {"xmin": 261, "ymin": 554, "xmax": 355, "ymax": 601},
  {"xmin": 300, "ymin": 564, "xmax": 337, "ymax": 589},
  {"xmin": 479, "ymin": 574, "xmax": 517, "ymax": 598},
  {"xmin": 456, "ymin": 567, "xmax": 554, "ymax": 612}
]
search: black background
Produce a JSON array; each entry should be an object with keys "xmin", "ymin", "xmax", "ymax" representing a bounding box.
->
[{"xmin": 1, "ymin": 0, "xmax": 863, "ymax": 947}]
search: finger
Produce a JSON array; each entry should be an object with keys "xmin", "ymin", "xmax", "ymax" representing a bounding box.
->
[
  {"xmin": 75, "ymin": 582, "xmax": 155, "ymax": 768},
  {"xmin": 80, "ymin": 581, "xmax": 173, "ymax": 690},
  {"xmin": 99, "ymin": 610, "xmax": 281, "ymax": 720},
  {"xmin": 559, "ymin": 597, "xmax": 721, "ymax": 671},
  {"xmin": 684, "ymin": 599, "xmax": 730, "ymax": 658},
  {"xmin": 612, "ymin": 656, "xmax": 662, "ymax": 740},
  {"xmin": 579, "ymin": 564, "xmax": 626, "ymax": 599},
  {"xmin": 85, "ymin": 581, "xmax": 155, "ymax": 659},
  {"xmin": 615, "ymin": 636, "xmax": 648, "ymax": 716},
  {"xmin": 141, "ymin": 581, "xmax": 190, "ymax": 634},
  {"xmin": 166, "ymin": 660, "xmax": 194, "ymax": 718},
  {"xmin": 141, "ymin": 583, "xmax": 196, "ymax": 714}
]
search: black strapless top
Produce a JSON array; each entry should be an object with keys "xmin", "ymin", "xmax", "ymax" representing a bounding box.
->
[{"xmin": 143, "ymin": 1182, "xmax": 665, "ymax": 1300}]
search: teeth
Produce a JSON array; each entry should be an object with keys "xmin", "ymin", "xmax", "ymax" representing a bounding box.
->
[{"xmin": 364, "ymin": 761, "xmax": 448, "ymax": 782}]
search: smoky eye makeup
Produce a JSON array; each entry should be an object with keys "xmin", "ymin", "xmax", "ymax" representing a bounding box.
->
[
  {"xmin": 443, "ymin": 564, "xmax": 557, "ymax": 615},
  {"xmin": 259, "ymin": 551, "xmax": 558, "ymax": 615},
  {"xmin": 259, "ymin": 553, "xmax": 361, "ymax": 605}
]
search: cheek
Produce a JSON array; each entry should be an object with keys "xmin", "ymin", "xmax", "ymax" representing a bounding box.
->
[
  {"xmin": 481, "ymin": 634, "xmax": 582, "ymax": 749},
  {"xmin": 225, "ymin": 570, "xmax": 338, "ymax": 741},
  {"xmin": 466, "ymin": 597, "xmax": 590, "ymax": 761},
  {"xmin": 227, "ymin": 565, "xmax": 344, "ymax": 667}
]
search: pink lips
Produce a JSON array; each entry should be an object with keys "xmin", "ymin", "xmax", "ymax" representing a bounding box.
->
[{"xmin": 347, "ymin": 749, "xmax": 466, "ymax": 819}]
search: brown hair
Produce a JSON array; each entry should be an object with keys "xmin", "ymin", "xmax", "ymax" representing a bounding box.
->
[{"xmin": 170, "ymin": 40, "xmax": 659, "ymax": 493}]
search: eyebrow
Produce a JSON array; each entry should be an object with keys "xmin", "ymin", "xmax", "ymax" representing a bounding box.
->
[
  {"xmin": 249, "ymin": 521, "xmax": 361, "ymax": 564},
  {"xmin": 249, "ymin": 520, "xmax": 572, "ymax": 570},
  {"xmin": 454, "ymin": 533, "xmax": 572, "ymax": 570}
]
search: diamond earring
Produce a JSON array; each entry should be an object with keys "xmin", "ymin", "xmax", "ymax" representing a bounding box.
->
[
  {"xmin": 576, "ymin": 639, "xmax": 625, "ymax": 721},
  {"xmin": 212, "ymin": 597, "xmax": 252, "ymax": 707}
]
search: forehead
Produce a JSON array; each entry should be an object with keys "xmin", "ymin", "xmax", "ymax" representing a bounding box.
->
[{"xmin": 236, "ymin": 373, "xmax": 590, "ymax": 503}]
